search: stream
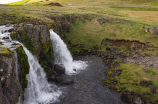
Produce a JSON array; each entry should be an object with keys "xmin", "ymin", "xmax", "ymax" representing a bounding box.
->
[{"xmin": 53, "ymin": 56, "xmax": 125, "ymax": 104}]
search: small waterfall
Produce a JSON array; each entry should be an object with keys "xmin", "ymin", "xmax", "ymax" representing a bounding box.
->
[
  {"xmin": 14, "ymin": 51, "xmax": 19, "ymax": 80},
  {"xmin": 50, "ymin": 29, "xmax": 87, "ymax": 75},
  {"xmin": 22, "ymin": 45, "xmax": 62, "ymax": 104}
]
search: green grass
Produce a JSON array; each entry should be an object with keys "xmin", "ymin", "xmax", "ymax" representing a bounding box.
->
[
  {"xmin": 0, "ymin": 47, "xmax": 13, "ymax": 57},
  {"xmin": 103, "ymin": 63, "xmax": 158, "ymax": 103},
  {"xmin": 64, "ymin": 17, "xmax": 157, "ymax": 54}
]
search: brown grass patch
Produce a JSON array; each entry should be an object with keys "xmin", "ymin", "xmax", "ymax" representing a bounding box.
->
[{"xmin": 124, "ymin": 11, "xmax": 158, "ymax": 24}]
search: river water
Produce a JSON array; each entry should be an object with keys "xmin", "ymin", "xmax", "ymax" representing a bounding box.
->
[{"xmin": 53, "ymin": 56, "xmax": 125, "ymax": 104}]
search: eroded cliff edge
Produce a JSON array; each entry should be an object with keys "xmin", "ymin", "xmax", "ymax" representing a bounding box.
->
[{"xmin": 0, "ymin": 53, "xmax": 22, "ymax": 104}]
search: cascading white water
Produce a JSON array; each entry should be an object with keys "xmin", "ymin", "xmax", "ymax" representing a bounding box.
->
[
  {"xmin": 0, "ymin": 25, "xmax": 62, "ymax": 104},
  {"xmin": 50, "ymin": 29, "xmax": 87, "ymax": 75},
  {"xmin": 14, "ymin": 51, "xmax": 19, "ymax": 80},
  {"xmin": 22, "ymin": 45, "xmax": 62, "ymax": 104}
]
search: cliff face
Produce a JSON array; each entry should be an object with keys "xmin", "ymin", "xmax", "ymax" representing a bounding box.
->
[
  {"xmin": 0, "ymin": 53, "xmax": 22, "ymax": 104},
  {"xmin": 12, "ymin": 23, "xmax": 53, "ymax": 77}
]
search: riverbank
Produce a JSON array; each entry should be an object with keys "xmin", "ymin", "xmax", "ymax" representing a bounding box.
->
[{"xmin": 99, "ymin": 43, "xmax": 158, "ymax": 103}]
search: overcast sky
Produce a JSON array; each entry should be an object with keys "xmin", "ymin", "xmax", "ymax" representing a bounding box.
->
[{"xmin": 0, "ymin": 0, "xmax": 22, "ymax": 4}]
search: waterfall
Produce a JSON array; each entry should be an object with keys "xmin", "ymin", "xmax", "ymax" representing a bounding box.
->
[
  {"xmin": 50, "ymin": 29, "xmax": 87, "ymax": 75},
  {"xmin": 14, "ymin": 51, "xmax": 19, "ymax": 80},
  {"xmin": 0, "ymin": 25, "xmax": 62, "ymax": 104},
  {"xmin": 22, "ymin": 45, "xmax": 62, "ymax": 104}
]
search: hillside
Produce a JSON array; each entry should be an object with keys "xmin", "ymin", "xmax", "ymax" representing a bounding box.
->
[
  {"xmin": 7, "ymin": 0, "xmax": 158, "ymax": 6},
  {"xmin": 1, "ymin": 0, "xmax": 158, "ymax": 103}
]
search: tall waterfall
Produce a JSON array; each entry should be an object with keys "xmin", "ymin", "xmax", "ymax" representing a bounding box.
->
[
  {"xmin": 50, "ymin": 29, "xmax": 87, "ymax": 75},
  {"xmin": 22, "ymin": 46, "xmax": 62, "ymax": 104}
]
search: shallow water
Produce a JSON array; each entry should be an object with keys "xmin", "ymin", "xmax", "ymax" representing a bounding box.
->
[{"xmin": 53, "ymin": 56, "xmax": 126, "ymax": 104}]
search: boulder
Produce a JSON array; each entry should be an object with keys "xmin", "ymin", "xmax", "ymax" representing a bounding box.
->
[
  {"xmin": 8, "ymin": 29, "xmax": 14, "ymax": 33},
  {"xmin": 149, "ymin": 85, "xmax": 157, "ymax": 94},
  {"xmin": 106, "ymin": 47, "xmax": 111, "ymax": 51},
  {"xmin": 55, "ymin": 76, "xmax": 63, "ymax": 83},
  {"xmin": 149, "ymin": 28, "xmax": 158, "ymax": 35},
  {"xmin": 54, "ymin": 64, "xmax": 65, "ymax": 75},
  {"xmin": 60, "ymin": 79, "xmax": 74, "ymax": 85},
  {"xmin": 2, "ymin": 37, "xmax": 9, "ymax": 39},
  {"xmin": 133, "ymin": 97, "xmax": 143, "ymax": 104},
  {"xmin": 121, "ymin": 90, "xmax": 131, "ymax": 103},
  {"xmin": 47, "ymin": 75, "xmax": 55, "ymax": 82},
  {"xmin": 140, "ymin": 77, "xmax": 151, "ymax": 87}
]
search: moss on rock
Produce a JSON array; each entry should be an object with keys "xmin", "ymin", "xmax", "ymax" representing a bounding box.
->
[
  {"xmin": 10, "ymin": 32, "xmax": 18, "ymax": 40},
  {"xmin": 16, "ymin": 46, "xmax": 29, "ymax": 91}
]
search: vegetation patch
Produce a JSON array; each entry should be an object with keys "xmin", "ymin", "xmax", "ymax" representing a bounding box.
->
[
  {"xmin": 16, "ymin": 46, "xmax": 30, "ymax": 91},
  {"xmin": 102, "ymin": 62, "xmax": 158, "ymax": 103},
  {"xmin": 0, "ymin": 47, "xmax": 13, "ymax": 57},
  {"xmin": 64, "ymin": 17, "xmax": 157, "ymax": 55}
]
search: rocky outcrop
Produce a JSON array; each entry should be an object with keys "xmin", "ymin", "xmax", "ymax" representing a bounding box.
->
[
  {"xmin": 0, "ymin": 54, "xmax": 22, "ymax": 104},
  {"xmin": 54, "ymin": 64, "xmax": 65, "ymax": 75},
  {"xmin": 13, "ymin": 23, "xmax": 53, "ymax": 77},
  {"xmin": 143, "ymin": 27, "xmax": 158, "ymax": 35}
]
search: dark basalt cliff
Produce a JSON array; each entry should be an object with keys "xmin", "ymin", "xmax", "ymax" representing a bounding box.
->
[
  {"xmin": 12, "ymin": 23, "xmax": 53, "ymax": 77},
  {"xmin": 0, "ymin": 53, "xmax": 22, "ymax": 104}
]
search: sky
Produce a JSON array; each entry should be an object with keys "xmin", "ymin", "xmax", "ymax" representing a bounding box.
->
[{"xmin": 0, "ymin": 0, "xmax": 22, "ymax": 4}]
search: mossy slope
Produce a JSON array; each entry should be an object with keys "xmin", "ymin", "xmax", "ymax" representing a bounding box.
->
[{"xmin": 16, "ymin": 46, "xmax": 29, "ymax": 91}]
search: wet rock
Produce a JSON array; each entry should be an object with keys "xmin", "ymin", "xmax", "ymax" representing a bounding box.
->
[
  {"xmin": 55, "ymin": 76, "xmax": 63, "ymax": 83},
  {"xmin": 54, "ymin": 64, "xmax": 65, "ymax": 75},
  {"xmin": 0, "ymin": 42, "xmax": 3, "ymax": 45},
  {"xmin": 60, "ymin": 79, "xmax": 74, "ymax": 85},
  {"xmin": 2, "ymin": 37, "xmax": 9, "ymax": 39},
  {"xmin": 47, "ymin": 75, "xmax": 56, "ymax": 82},
  {"xmin": 12, "ymin": 43, "xmax": 18, "ymax": 45},
  {"xmin": 133, "ymin": 97, "xmax": 143, "ymax": 104},
  {"xmin": 8, "ymin": 29, "xmax": 14, "ymax": 32},
  {"xmin": 149, "ymin": 85, "xmax": 156, "ymax": 94},
  {"xmin": 121, "ymin": 90, "xmax": 131, "ymax": 103},
  {"xmin": 140, "ymin": 77, "xmax": 151, "ymax": 87},
  {"xmin": 0, "ymin": 54, "xmax": 22, "ymax": 104},
  {"xmin": 14, "ymin": 23, "xmax": 52, "ymax": 77}
]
